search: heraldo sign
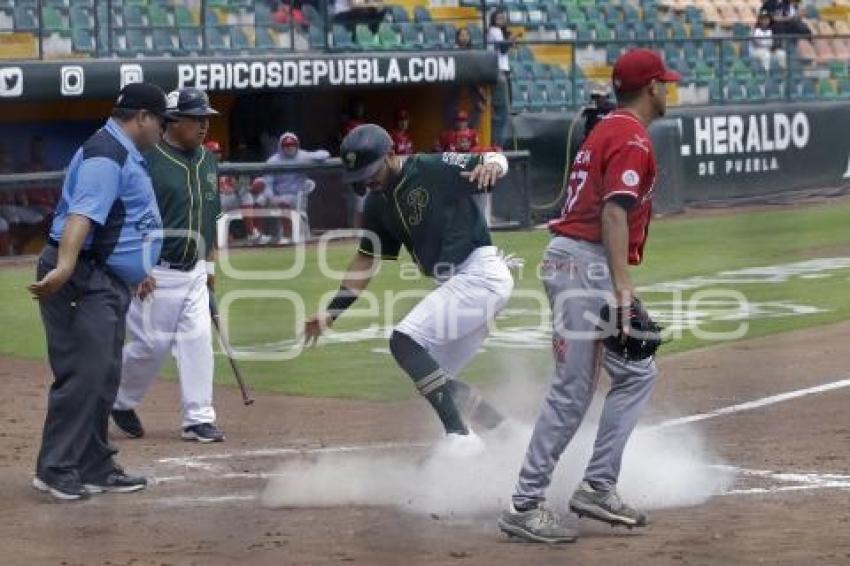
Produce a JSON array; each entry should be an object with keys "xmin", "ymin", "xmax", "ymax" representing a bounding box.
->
[{"xmin": 674, "ymin": 102, "xmax": 850, "ymax": 200}]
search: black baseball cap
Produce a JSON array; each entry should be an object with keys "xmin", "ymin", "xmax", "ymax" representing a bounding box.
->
[
  {"xmin": 115, "ymin": 82, "xmax": 176, "ymax": 122},
  {"xmin": 340, "ymin": 124, "xmax": 394, "ymax": 184},
  {"xmin": 166, "ymin": 87, "xmax": 219, "ymax": 117}
]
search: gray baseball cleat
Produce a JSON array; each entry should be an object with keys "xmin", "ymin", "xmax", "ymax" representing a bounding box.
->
[
  {"xmin": 498, "ymin": 504, "xmax": 578, "ymax": 544},
  {"xmin": 569, "ymin": 481, "xmax": 648, "ymax": 528}
]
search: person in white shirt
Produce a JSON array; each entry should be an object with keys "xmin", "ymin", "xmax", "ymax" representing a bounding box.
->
[
  {"xmin": 487, "ymin": 8, "xmax": 514, "ymax": 147},
  {"xmin": 751, "ymin": 11, "xmax": 786, "ymax": 71}
]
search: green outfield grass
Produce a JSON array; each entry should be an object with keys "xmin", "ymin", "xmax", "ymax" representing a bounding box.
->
[{"xmin": 2, "ymin": 201, "xmax": 850, "ymax": 401}]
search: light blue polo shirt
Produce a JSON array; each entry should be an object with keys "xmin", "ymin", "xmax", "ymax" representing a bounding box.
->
[{"xmin": 50, "ymin": 118, "xmax": 163, "ymax": 285}]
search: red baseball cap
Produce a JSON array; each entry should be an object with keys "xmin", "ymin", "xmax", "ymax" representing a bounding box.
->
[{"xmin": 612, "ymin": 48, "xmax": 681, "ymax": 93}]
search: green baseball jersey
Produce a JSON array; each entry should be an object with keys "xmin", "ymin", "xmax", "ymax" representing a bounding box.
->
[
  {"xmin": 145, "ymin": 141, "xmax": 220, "ymax": 267},
  {"xmin": 357, "ymin": 152, "xmax": 492, "ymax": 278}
]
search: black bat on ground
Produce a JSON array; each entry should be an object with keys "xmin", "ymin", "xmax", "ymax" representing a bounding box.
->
[{"xmin": 209, "ymin": 292, "xmax": 254, "ymax": 406}]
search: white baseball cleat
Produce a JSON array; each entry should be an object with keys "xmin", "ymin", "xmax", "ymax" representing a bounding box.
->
[{"xmin": 443, "ymin": 430, "xmax": 486, "ymax": 458}]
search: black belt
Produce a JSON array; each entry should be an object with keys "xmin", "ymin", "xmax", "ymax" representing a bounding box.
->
[
  {"xmin": 47, "ymin": 237, "xmax": 100, "ymax": 262},
  {"xmin": 157, "ymin": 258, "xmax": 197, "ymax": 272}
]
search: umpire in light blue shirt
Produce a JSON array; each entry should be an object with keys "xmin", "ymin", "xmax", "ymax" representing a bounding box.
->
[{"xmin": 28, "ymin": 82, "xmax": 173, "ymax": 501}]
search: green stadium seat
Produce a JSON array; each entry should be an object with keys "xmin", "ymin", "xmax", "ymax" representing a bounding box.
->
[
  {"xmin": 726, "ymin": 81, "xmax": 747, "ymax": 102},
  {"xmin": 377, "ymin": 22, "xmax": 400, "ymax": 50},
  {"xmin": 695, "ymin": 61, "xmax": 714, "ymax": 82},
  {"xmin": 515, "ymin": 45, "xmax": 534, "ymax": 61},
  {"xmin": 837, "ymin": 78, "xmax": 850, "ymax": 98},
  {"xmin": 765, "ymin": 78, "xmax": 785, "ymax": 100},
  {"xmin": 685, "ymin": 7, "xmax": 703, "ymax": 25},
  {"xmin": 550, "ymin": 65, "xmax": 568, "ymax": 80},
  {"xmin": 632, "ymin": 21, "xmax": 650, "ymax": 41},
  {"xmin": 69, "ymin": 5, "xmax": 91, "ymax": 29},
  {"xmin": 230, "ymin": 27, "xmax": 250, "ymax": 50},
  {"xmin": 565, "ymin": 5, "xmax": 585, "ymax": 23},
  {"xmin": 818, "ymin": 78, "xmax": 838, "ymax": 99},
  {"xmin": 41, "ymin": 5, "xmax": 66, "ymax": 31},
  {"xmin": 829, "ymin": 60, "xmax": 848, "ymax": 79},
  {"xmin": 532, "ymin": 62, "xmax": 551, "ymax": 78},
  {"xmin": 511, "ymin": 82, "xmax": 530, "ymax": 112},
  {"xmin": 622, "ymin": 4, "xmax": 639, "ymax": 23},
  {"xmin": 643, "ymin": 4, "xmax": 658, "ymax": 22},
  {"xmin": 174, "ymin": 4, "xmax": 194, "ymax": 26},
  {"xmin": 545, "ymin": 80, "xmax": 568, "ymax": 109},
  {"xmin": 466, "ymin": 23, "xmax": 483, "ymax": 48},
  {"xmin": 178, "ymin": 26, "xmax": 202, "ymax": 51},
  {"xmin": 652, "ymin": 22, "xmax": 668, "ymax": 41},
  {"xmin": 121, "ymin": 28, "xmax": 150, "ymax": 56},
  {"xmin": 149, "ymin": 4, "xmax": 171, "ymax": 27},
  {"xmin": 513, "ymin": 61, "xmax": 533, "ymax": 81},
  {"xmin": 671, "ymin": 22, "xmax": 687, "ymax": 40},
  {"xmin": 355, "ymin": 24, "xmax": 379, "ymax": 50},
  {"xmin": 528, "ymin": 82, "xmax": 548, "ymax": 111},
  {"xmin": 732, "ymin": 23, "xmax": 750, "ymax": 39},
  {"xmin": 440, "ymin": 22, "xmax": 457, "ymax": 48},
  {"xmin": 613, "ymin": 22, "xmax": 629, "ymax": 40}
]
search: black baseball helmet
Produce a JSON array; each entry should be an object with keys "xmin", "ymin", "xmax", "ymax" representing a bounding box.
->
[
  {"xmin": 340, "ymin": 124, "xmax": 394, "ymax": 184},
  {"xmin": 166, "ymin": 87, "xmax": 219, "ymax": 118}
]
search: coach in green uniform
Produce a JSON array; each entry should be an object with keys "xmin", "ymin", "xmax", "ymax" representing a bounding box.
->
[
  {"xmin": 304, "ymin": 124, "xmax": 515, "ymax": 456},
  {"xmin": 112, "ymin": 88, "xmax": 225, "ymax": 443}
]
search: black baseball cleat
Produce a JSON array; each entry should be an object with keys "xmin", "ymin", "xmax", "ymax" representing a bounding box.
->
[
  {"xmin": 84, "ymin": 469, "xmax": 148, "ymax": 494},
  {"xmin": 32, "ymin": 475, "xmax": 90, "ymax": 501},
  {"xmin": 181, "ymin": 423, "xmax": 225, "ymax": 443},
  {"xmin": 111, "ymin": 409, "xmax": 145, "ymax": 438}
]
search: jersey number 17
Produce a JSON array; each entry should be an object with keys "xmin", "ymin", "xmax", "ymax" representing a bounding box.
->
[{"xmin": 563, "ymin": 169, "xmax": 588, "ymax": 215}]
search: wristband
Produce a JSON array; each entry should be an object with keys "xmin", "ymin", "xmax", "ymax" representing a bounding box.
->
[
  {"xmin": 206, "ymin": 262, "xmax": 215, "ymax": 276},
  {"xmin": 327, "ymin": 286, "xmax": 358, "ymax": 321}
]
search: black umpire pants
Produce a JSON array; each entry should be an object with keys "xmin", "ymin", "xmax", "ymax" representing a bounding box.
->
[{"xmin": 35, "ymin": 244, "xmax": 131, "ymax": 486}]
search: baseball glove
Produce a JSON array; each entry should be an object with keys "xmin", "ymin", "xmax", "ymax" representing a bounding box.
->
[{"xmin": 598, "ymin": 298, "xmax": 663, "ymax": 361}]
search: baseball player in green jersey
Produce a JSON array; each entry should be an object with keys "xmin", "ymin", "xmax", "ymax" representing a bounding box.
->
[
  {"xmin": 304, "ymin": 124, "xmax": 514, "ymax": 454},
  {"xmin": 111, "ymin": 87, "xmax": 225, "ymax": 443}
]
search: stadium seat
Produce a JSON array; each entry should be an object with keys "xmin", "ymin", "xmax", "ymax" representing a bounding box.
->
[
  {"xmin": 332, "ymin": 24, "xmax": 354, "ymax": 50},
  {"xmin": 230, "ymin": 26, "xmax": 250, "ymax": 51},
  {"xmin": 206, "ymin": 26, "xmax": 228, "ymax": 51},
  {"xmin": 413, "ymin": 6, "xmax": 430, "ymax": 23},
  {"xmin": 764, "ymin": 78, "xmax": 785, "ymax": 100},
  {"xmin": 13, "ymin": 5, "xmax": 37, "ymax": 30},
  {"xmin": 398, "ymin": 22, "xmax": 421, "ymax": 48},
  {"xmin": 511, "ymin": 81, "xmax": 530, "ymax": 112},
  {"xmin": 421, "ymin": 22, "xmax": 443, "ymax": 49},
  {"xmin": 307, "ymin": 24, "xmax": 325, "ymax": 48},
  {"xmin": 301, "ymin": 3, "xmax": 322, "ymax": 26},
  {"xmin": 121, "ymin": 28, "xmax": 150, "ymax": 56},
  {"xmin": 545, "ymin": 80, "xmax": 568, "ymax": 109},
  {"xmin": 179, "ymin": 27, "xmax": 202, "ymax": 51},
  {"xmin": 173, "ymin": 4, "xmax": 194, "ymax": 26},
  {"xmin": 72, "ymin": 26, "xmax": 94, "ymax": 52},
  {"xmin": 466, "ymin": 23, "xmax": 484, "ymax": 48},
  {"xmin": 532, "ymin": 62, "xmax": 551, "ymax": 79},
  {"xmin": 528, "ymin": 82, "xmax": 548, "ymax": 111},
  {"xmin": 355, "ymin": 23, "xmax": 379, "ymax": 50},
  {"xmin": 69, "ymin": 5, "xmax": 91, "ymax": 29},
  {"xmin": 440, "ymin": 23, "xmax": 457, "ymax": 48},
  {"xmin": 149, "ymin": 4, "xmax": 171, "ymax": 27},
  {"xmin": 800, "ymin": 78, "xmax": 818, "ymax": 99},
  {"xmin": 837, "ymin": 78, "xmax": 850, "ymax": 99},
  {"xmin": 152, "ymin": 27, "xmax": 177, "ymax": 54},
  {"xmin": 256, "ymin": 27, "xmax": 277, "ymax": 49},
  {"xmin": 124, "ymin": 4, "xmax": 146, "ymax": 27},
  {"xmin": 818, "ymin": 78, "xmax": 838, "ymax": 99},
  {"xmin": 41, "ymin": 5, "xmax": 67, "ymax": 31},
  {"xmin": 378, "ymin": 22, "xmax": 401, "ymax": 50}
]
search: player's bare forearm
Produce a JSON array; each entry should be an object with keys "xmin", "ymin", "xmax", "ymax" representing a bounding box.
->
[
  {"xmin": 601, "ymin": 201, "xmax": 634, "ymax": 306},
  {"xmin": 28, "ymin": 214, "xmax": 91, "ymax": 298},
  {"xmin": 340, "ymin": 251, "xmax": 378, "ymax": 293}
]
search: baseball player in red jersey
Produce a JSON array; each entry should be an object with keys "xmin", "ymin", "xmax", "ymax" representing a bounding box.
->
[
  {"xmin": 498, "ymin": 49, "xmax": 680, "ymax": 543},
  {"xmin": 389, "ymin": 109, "xmax": 414, "ymax": 155}
]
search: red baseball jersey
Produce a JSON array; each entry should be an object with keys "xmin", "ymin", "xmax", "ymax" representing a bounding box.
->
[
  {"xmin": 390, "ymin": 129, "xmax": 414, "ymax": 155},
  {"xmin": 548, "ymin": 110, "xmax": 656, "ymax": 265}
]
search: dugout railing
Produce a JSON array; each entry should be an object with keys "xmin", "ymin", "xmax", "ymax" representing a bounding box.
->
[{"xmin": 0, "ymin": 150, "xmax": 531, "ymax": 256}]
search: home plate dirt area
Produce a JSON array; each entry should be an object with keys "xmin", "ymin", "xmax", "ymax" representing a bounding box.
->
[{"xmin": 2, "ymin": 322, "xmax": 849, "ymax": 566}]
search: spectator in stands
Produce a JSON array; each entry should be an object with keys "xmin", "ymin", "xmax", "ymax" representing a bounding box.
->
[
  {"xmin": 487, "ymin": 8, "xmax": 514, "ymax": 148},
  {"xmin": 390, "ymin": 109, "xmax": 414, "ymax": 155},
  {"xmin": 332, "ymin": 0, "xmax": 386, "ymax": 33},
  {"xmin": 273, "ymin": 2, "xmax": 305, "ymax": 26},
  {"xmin": 444, "ymin": 27, "xmax": 486, "ymax": 129},
  {"xmin": 205, "ymin": 141, "xmax": 239, "ymax": 212},
  {"xmin": 751, "ymin": 10, "xmax": 787, "ymax": 71},
  {"xmin": 253, "ymin": 132, "xmax": 329, "ymax": 243},
  {"xmin": 582, "ymin": 82, "xmax": 617, "ymax": 138},
  {"xmin": 762, "ymin": 0, "xmax": 811, "ymax": 38}
]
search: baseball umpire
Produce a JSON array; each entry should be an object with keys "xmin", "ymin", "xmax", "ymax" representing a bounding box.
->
[
  {"xmin": 498, "ymin": 49, "xmax": 677, "ymax": 542},
  {"xmin": 304, "ymin": 124, "xmax": 513, "ymax": 454},
  {"xmin": 111, "ymin": 87, "xmax": 225, "ymax": 443},
  {"xmin": 29, "ymin": 82, "xmax": 170, "ymax": 500}
]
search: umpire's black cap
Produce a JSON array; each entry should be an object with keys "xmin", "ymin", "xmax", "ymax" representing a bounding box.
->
[
  {"xmin": 166, "ymin": 87, "xmax": 219, "ymax": 118},
  {"xmin": 340, "ymin": 124, "xmax": 394, "ymax": 184},
  {"xmin": 115, "ymin": 82, "xmax": 177, "ymax": 122}
]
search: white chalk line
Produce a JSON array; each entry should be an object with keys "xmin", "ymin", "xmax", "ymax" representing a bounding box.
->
[
  {"xmin": 651, "ymin": 378, "xmax": 850, "ymax": 430},
  {"xmin": 143, "ymin": 377, "xmax": 850, "ymax": 506}
]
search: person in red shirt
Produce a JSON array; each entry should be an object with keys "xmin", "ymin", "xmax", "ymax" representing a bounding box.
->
[
  {"xmin": 498, "ymin": 49, "xmax": 680, "ymax": 544},
  {"xmin": 435, "ymin": 110, "xmax": 480, "ymax": 152},
  {"xmin": 389, "ymin": 109, "xmax": 414, "ymax": 155}
]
